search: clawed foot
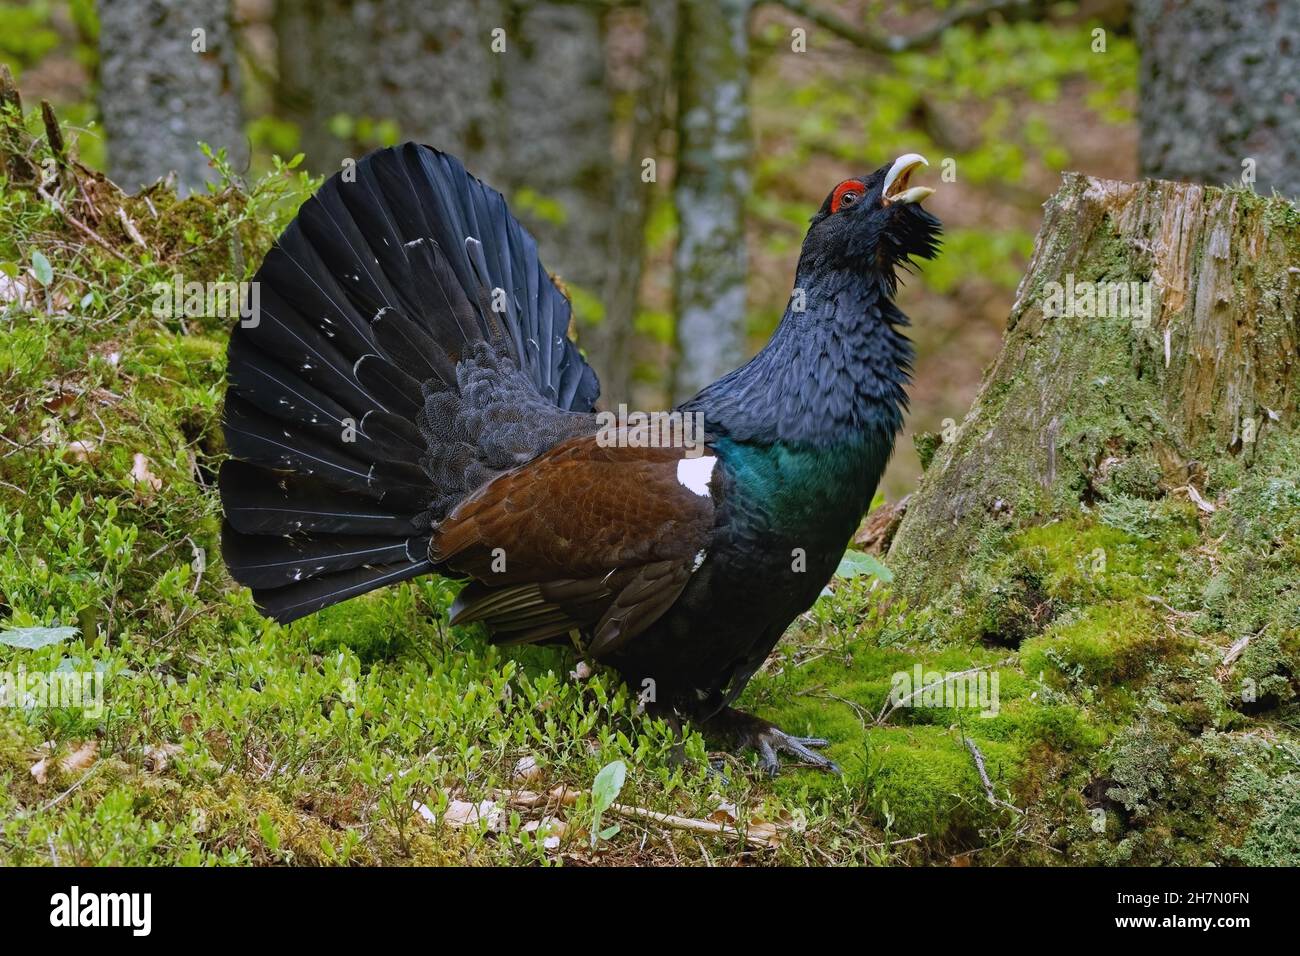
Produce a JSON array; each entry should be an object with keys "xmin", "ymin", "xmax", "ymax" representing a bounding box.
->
[{"xmin": 703, "ymin": 707, "xmax": 840, "ymax": 776}]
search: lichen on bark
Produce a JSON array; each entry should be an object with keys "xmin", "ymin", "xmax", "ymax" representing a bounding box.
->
[
  {"xmin": 866, "ymin": 173, "xmax": 1300, "ymax": 862},
  {"xmin": 890, "ymin": 173, "xmax": 1299, "ymax": 605}
]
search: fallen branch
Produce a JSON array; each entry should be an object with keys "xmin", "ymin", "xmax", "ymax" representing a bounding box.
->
[
  {"xmin": 37, "ymin": 185, "xmax": 132, "ymax": 264},
  {"xmin": 875, "ymin": 665, "xmax": 991, "ymax": 725},
  {"xmin": 488, "ymin": 785, "xmax": 787, "ymax": 849},
  {"xmin": 1222, "ymin": 626, "xmax": 1265, "ymax": 667},
  {"xmin": 963, "ymin": 736, "xmax": 1022, "ymax": 815},
  {"xmin": 864, "ymin": 832, "xmax": 928, "ymax": 850}
]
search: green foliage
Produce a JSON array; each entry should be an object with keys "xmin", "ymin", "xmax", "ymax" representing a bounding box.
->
[
  {"xmin": 589, "ymin": 760, "xmax": 627, "ymax": 847},
  {"xmin": 752, "ymin": 15, "xmax": 1137, "ymax": 319},
  {"xmin": 0, "ymin": 2, "xmax": 60, "ymax": 71},
  {"xmin": 512, "ymin": 186, "xmax": 568, "ymax": 227},
  {"xmin": 0, "ymin": 625, "xmax": 77, "ymax": 649},
  {"xmin": 834, "ymin": 549, "xmax": 893, "ymax": 583},
  {"xmin": 326, "ymin": 113, "xmax": 401, "ymax": 151}
]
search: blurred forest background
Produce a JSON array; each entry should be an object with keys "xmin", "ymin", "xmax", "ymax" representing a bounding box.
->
[{"xmin": 3, "ymin": 0, "xmax": 1293, "ymax": 498}]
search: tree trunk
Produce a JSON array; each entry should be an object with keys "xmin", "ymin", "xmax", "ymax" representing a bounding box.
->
[
  {"xmin": 593, "ymin": 6, "xmax": 678, "ymax": 406},
  {"xmin": 274, "ymin": 0, "xmax": 498, "ymax": 174},
  {"xmin": 670, "ymin": 0, "xmax": 753, "ymax": 401},
  {"xmin": 497, "ymin": 2, "xmax": 615, "ymax": 351},
  {"xmin": 889, "ymin": 173, "xmax": 1300, "ymax": 603},
  {"xmin": 98, "ymin": 0, "xmax": 246, "ymax": 195},
  {"xmin": 274, "ymin": 0, "xmax": 615, "ymax": 377},
  {"xmin": 1136, "ymin": 0, "xmax": 1300, "ymax": 198}
]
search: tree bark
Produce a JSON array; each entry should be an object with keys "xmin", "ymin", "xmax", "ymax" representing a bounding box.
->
[
  {"xmin": 593, "ymin": 6, "xmax": 678, "ymax": 406},
  {"xmin": 670, "ymin": 0, "xmax": 753, "ymax": 401},
  {"xmin": 1136, "ymin": 0, "xmax": 1300, "ymax": 198},
  {"xmin": 275, "ymin": 0, "xmax": 497, "ymax": 173},
  {"xmin": 498, "ymin": 2, "xmax": 615, "ymax": 349},
  {"xmin": 274, "ymin": 0, "xmax": 615, "ymax": 377},
  {"xmin": 889, "ymin": 173, "xmax": 1300, "ymax": 602},
  {"xmin": 98, "ymin": 0, "xmax": 246, "ymax": 195}
]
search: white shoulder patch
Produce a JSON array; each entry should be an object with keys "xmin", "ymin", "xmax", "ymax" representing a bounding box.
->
[{"xmin": 676, "ymin": 455, "xmax": 716, "ymax": 498}]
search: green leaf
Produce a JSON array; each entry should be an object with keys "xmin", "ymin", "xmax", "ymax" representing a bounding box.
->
[
  {"xmin": 591, "ymin": 760, "xmax": 626, "ymax": 815},
  {"xmin": 257, "ymin": 811, "xmax": 280, "ymax": 851},
  {"xmin": 30, "ymin": 250, "xmax": 53, "ymax": 286},
  {"xmin": 834, "ymin": 550, "xmax": 894, "ymax": 583},
  {"xmin": 327, "ymin": 113, "xmax": 354, "ymax": 139},
  {"xmin": 0, "ymin": 625, "xmax": 77, "ymax": 649}
]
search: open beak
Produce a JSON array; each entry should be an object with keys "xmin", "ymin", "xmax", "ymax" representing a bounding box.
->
[{"xmin": 882, "ymin": 153, "xmax": 935, "ymax": 206}]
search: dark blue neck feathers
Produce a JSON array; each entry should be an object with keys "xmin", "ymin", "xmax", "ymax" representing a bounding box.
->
[{"xmin": 681, "ymin": 267, "xmax": 913, "ymax": 447}]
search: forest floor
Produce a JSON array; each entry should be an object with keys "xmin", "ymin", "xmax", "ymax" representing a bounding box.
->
[{"xmin": 2, "ymin": 124, "xmax": 1298, "ymax": 867}]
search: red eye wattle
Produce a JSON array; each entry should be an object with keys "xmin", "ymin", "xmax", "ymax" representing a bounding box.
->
[{"xmin": 831, "ymin": 180, "xmax": 866, "ymax": 214}]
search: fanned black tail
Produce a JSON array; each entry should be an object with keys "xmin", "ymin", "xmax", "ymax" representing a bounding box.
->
[{"xmin": 220, "ymin": 144, "xmax": 600, "ymax": 623}]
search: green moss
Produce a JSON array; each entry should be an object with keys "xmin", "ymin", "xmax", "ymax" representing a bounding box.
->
[
  {"xmin": 864, "ymin": 726, "xmax": 1019, "ymax": 840},
  {"xmin": 1014, "ymin": 702, "xmax": 1107, "ymax": 752},
  {"xmin": 913, "ymin": 431, "xmax": 940, "ymax": 472},
  {"xmin": 1021, "ymin": 603, "xmax": 1168, "ymax": 689},
  {"xmin": 1229, "ymin": 774, "xmax": 1300, "ymax": 865},
  {"xmin": 1232, "ymin": 631, "xmax": 1299, "ymax": 712}
]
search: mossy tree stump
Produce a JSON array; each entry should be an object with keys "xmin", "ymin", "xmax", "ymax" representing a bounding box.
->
[{"xmin": 890, "ymin": 173, "xmax": 1300, "ymax": 604}]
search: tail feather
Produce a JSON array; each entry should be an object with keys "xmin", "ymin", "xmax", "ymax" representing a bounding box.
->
[
  {"xmin": 243, "ymin": 560, "xmax": 438, "ymax": 623},
  {"xmin": 221, "ymin": 143, "xmax": 600, "ymax": 623},
  {"xmin": 352, "ymin": 354, "xmax": 424, "ymax": 420},
  {"xmin": 220, "ymin": 462, "xmax": 426, "ymax": 537},
  {"xmin": 232, "ymin": 291, "xmax": 380, "ymax": 416},
  {"xmin": 371, "ymin": 307, "xmax": 452, "ymax": 384},
  {"xmin": 222, "ymin": 525, "xmax": 432, "ymax": 589}
]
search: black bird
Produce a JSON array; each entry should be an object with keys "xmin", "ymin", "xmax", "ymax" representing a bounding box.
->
[{"xmin": 220, "ymin": 144, "xmax": 940, "ymax": 773}]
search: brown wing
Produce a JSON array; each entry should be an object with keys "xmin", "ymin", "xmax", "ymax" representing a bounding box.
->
[{"xmin": 433, "ymin": 434, "xmax": 716, "ymax": 656}]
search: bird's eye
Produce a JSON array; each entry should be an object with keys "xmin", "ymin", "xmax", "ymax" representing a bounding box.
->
[{"xmin": 831, "ymin": 180, "xmax": 867, "ymax": 214}]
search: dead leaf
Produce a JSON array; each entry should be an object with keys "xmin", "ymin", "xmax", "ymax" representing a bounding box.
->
[
  {"xmin": 131, "ymin": 453, "xmax": 162, "ymax": 495},
  {"xmin": 415, "ymin": 797, "xmax": 505, "ymax": 831},
  {"xmin": 522, "ymin": 815, "xmax": 567, "ymax": 850},
  {"xmin": 1185, "ymin": 484, "xmax": 1216, "ymax": 513},
  {"xmin": 143, "ymin": 742, "xmax": 183, "ymax": 773},
  {"xmin": 0, "ymin": 272, "xmax": 29, "ymax": 306},
  {"xmin": 61, "ymin": 740, "xmax": 99, "ymax": 774},
  {"xmin": 29, "ymin": 756, "xmax": 51, "ymax": 785},
  {"xmin": 512, "ymin": 754, "xmax": 541, "ymax": 783},
  {"xmin": 65, "ymin": 439, "xmax": 97, "ymax": 461},
  {"xmin": 116, "ymin": 207, "xmax": 148, "ymax": 248},
  {"xmin": 706, "ymin": 795, "xmax": 739, "ymax": 825},
  {"xmin": 31, "ymin": 739, "xmax": 98, "ymax": 784}
]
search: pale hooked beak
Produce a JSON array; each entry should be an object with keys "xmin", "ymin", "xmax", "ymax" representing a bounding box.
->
[{"xmin": 882, "ymin": 153, "xmax": 935, "ymax": 205}]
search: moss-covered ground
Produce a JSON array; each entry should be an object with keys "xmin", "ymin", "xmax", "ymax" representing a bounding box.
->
[{"xmin": 2, "ymin": 114, "xmax": 1296, "ymax": 866}]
